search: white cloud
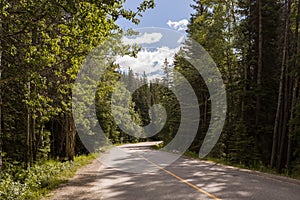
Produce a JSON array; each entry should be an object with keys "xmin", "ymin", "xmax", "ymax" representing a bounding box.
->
[
  {"xmin": 167, "ymin": 19, "xmax": 189, "ymax": 31},
  {"xmin": 122, "ymin": 32, "xmax": 163, "ymax": 45},
  {"xmin": 115, "ymin": 46, "xmax": 180, "ymax": 80}
]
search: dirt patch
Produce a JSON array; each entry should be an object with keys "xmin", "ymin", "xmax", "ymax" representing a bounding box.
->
[{"xmin": 43, "ymin": 159, "xmax": 103, "ymax": 200}]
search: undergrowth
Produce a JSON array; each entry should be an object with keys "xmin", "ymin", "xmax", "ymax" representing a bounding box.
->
[
  {"xmin": 0, "ymin": 154, "xmax": 96, "ymax": 200},
  {"xmin": 183, "ymin": 150, "xmax": 300, "ymax": 181}
]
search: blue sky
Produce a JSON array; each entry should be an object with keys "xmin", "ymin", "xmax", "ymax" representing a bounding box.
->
[
  {"xmin": 116, "ymin": 28, "xmax": 184, "ymax": 80},
  {"xmin": 116, "ymin": 0, "xmax": 195, "ymax": 80},
  {"xmin": 117, "ymin": 0, "xmax": 195, "ymax": 31}
]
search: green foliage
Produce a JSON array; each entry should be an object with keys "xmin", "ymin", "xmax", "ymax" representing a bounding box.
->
[
  {"xmin": 0, "ymin": 154, "xmax": 95, "ymax": 199},
  {"xmin": 0, "ymin": 175, "xmax": 29, "ymax": 200},
  {"xmin": 0, "ymin": 0, "xmax": 155, "ymax": 165},
  {"xmin": 168, "ymin": 0, "xmax": 300, "ymax": 177}
]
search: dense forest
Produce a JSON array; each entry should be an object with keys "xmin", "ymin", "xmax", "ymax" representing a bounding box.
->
[
  {"xmin": 1, "ymin": 0, "xmax": 300, "ymax": 197},
  {"xmin": 112, "ymin": 0, "xmax": 300, "ymax": 177},
  {"xmin": 0, "ymin": 0, "xmax": 154, "ymax": 172},
  {"xmin": 186, "ymin": 0, "xmax": 300, "ymax": 175},
  {"xmin": 116, "ymin": 0, "xmax": 300, "ymax": 176},
  {"xmin": 161, "ymin": 0, "xmax": 300, "ymax": 176}
]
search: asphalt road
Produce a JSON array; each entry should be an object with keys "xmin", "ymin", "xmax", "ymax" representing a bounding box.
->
[{"xmin": 47, "ymin": 142, "xmax": 300, "ymax": 200}]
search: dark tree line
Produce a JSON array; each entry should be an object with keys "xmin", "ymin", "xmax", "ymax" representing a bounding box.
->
[
  {"xmin": 146, "ymin": 0, "xmax": 300, "ymax": 176},
  {"xmin": 0, "ymin": 0, "xmax": 155, "ymax": 173}
]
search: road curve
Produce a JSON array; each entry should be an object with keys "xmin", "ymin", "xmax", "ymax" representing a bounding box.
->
[{"xmin": 46, "ymin": 142, "xmax": 300, "ymax": 200}]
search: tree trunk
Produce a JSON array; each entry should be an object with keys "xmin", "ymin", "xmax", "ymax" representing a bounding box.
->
[
  {"xmin": 287, "ymin": 78, "xmax": 298, "ymax": 169},
  {"xmin": 26, "ymin": 82, "xmax": 33, "ymax": 165},
  {"xmin": 271, "ymin": 0, "xmax": 290, "ymax": 168},
  {"xmin": 65, "ymin": 113, "xmax": 76, "ymax": 161},
  {"xmin": 0, "ymin": 12, "xmax": 2, "ymax": 174},
  {"xmin": 277, "ymin": 54, "xmax": 291, "ymax": 172},
  {"xmin": 32, "ymin": 116, "xmax": 37, "ymax": 161},
  {"xmin": 256, "ymin": 0, "xmax": 263, "ymax": 127},
  {"xmin": 287, "ymin": 0, "xmax": 300, "ymax": 172},
  {"xmin": 0, "ymin": 68, "xmax": 2, "ymax": 175}
]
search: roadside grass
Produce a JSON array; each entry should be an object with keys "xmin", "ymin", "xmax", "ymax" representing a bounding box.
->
[
  {"xmin": 0, "ymin": 154, "xmax": 97, "ymax": 200},
  {"xmin": 151, "ymin": 142, "xmax": 164, "ymax": 150},
  {"xmin": 182, "ymin": 150, "xmax": 300, "ymax": 181}
]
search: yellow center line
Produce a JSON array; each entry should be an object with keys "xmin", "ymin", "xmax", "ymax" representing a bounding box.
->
[{"xmin": 140, "ymin": 155, "xmax": 221, "ymax": 200}]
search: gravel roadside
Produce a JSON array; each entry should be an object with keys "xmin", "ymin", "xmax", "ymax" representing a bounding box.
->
[{"xmin": 43, "ymin": 158, "xmax": 102, "ymax": 200}]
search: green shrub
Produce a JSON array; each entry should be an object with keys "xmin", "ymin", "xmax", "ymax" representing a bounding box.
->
[
  {"xmin": 0, "ymin": 174, "xmax": 30, "ymax": 200},
  {"xmin": 0, "ymin": 154, "xmax": 95, "ymax": 199}
]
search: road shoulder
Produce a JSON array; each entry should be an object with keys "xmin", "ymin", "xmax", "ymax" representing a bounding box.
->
[{"xmin": 42, "ymin": 158, "xmax": 102, "ymax": 200}]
